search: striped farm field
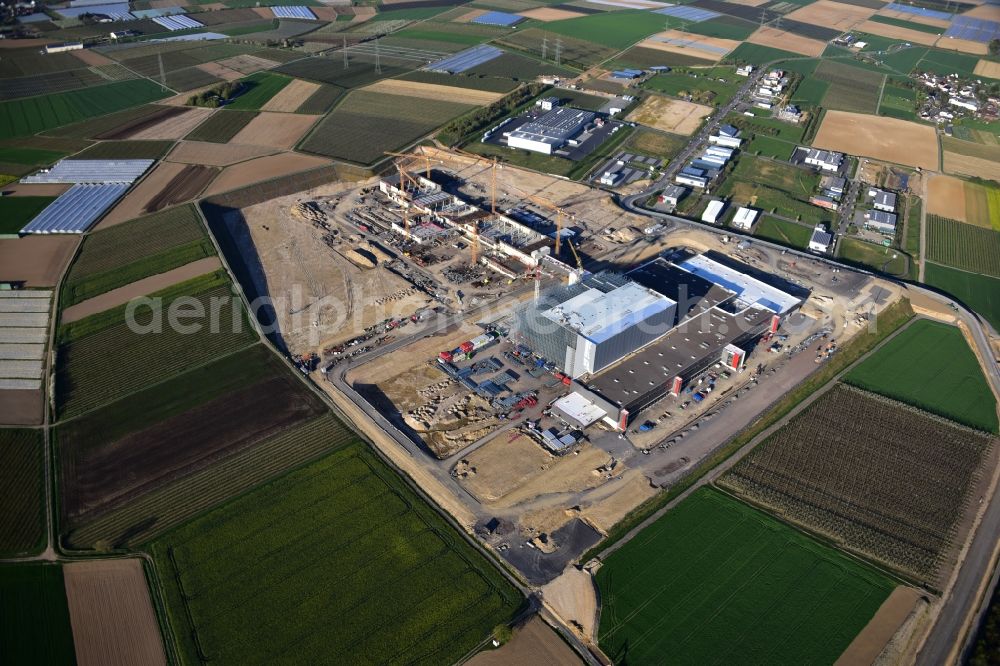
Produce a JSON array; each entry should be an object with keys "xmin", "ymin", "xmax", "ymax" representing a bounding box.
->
[
  {"xmin": 596, "ymin": 487, "xmax": 895, "ymax": 665},
  {"xmin": 61, "ymin": 204, "xmax": 215, "ymax": 307},
  {"xmin": 0, "ymin": 429, "xmax": 45, "ymax": 557},
  {"xmin": 55, "ymin": 271, "xmax": 258, "ymax": 419},
  {"xmin": 184, "ymin": 109, "xmax": 259, "ymax": 143},
  {"xmin": 926, "ymin": 215, "xmax": 1000, "ymax": 279},
  {"xmin": 150, "ymin": 442, "xmax": 523, "ymax": 664}
]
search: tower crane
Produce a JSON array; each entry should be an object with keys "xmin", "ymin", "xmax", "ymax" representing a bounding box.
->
[{"xmin": 383, "ymin": 150, "xmax": 439, "ymax": 180}]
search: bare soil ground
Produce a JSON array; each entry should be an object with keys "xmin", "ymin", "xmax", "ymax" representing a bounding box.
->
[
  {"xmin": 627, "ymin": 95, "xmax": 712, "ymax": 135},
  {"xmin": 875, "ymin": 8, "xmax": 950, "ymax": 28},
  {"xmin": 935, "ymin": 36, "xmax": 988, "ymax": 55},
  {"xmin": 813, "ymin": 110, "xmax": 939, "ymax": 170},
  {"xmin": 363, "ymin": 79, "xmax": 505, "ymax": 105},
  {"xmin": 229, "ymin": 112, "xmax": 321, "ymax": 149},
  {"xmin": 196, "ymin": 61, "xmax": 243, "ymax": 81},
  {"xmin": 638, "ymin": 30, "xmax": 741, "ymax": 60},
  {"xmin": 489, "ymin": 444, "xmax": 619, "ymax": 509},
  {"xmin": 166, "ymin": 140, "xmax": 278, "ymax": 166},
  {"xmin": 0, "ymin": 388, "xmax": 43, "ymax": 425},
  {"xmin": 71, "ymin": 49, "xmax": 114, "ymax": 66},
  {"xmin": 943, "ymin": 151, "xmax": 1000, "ymax": 182},
  {"xmin": 354, "ymin": 321, "xmax": 482, "ymax": 386},
  {"xmin": 454, "ymin": 8, "xmax": 488, "ymax": 22},
  {"xmin": 0, "ymin": 236, "xmax": 79, "ymax": 286},
  {"xmin": 240, "ymin": 183, "xmax": 431, "ymax": 354},
  {"xmin": 786, "ymin": 0, "xmax": 877, "ymax": 29},
  {"xmin": 203, "ymin": 151, "xmax": 329, "ymax": 196},
  {"xmin": 127, "ymin": 106, "xmax": 213, "ymax": 140},
  {"xmin": 835, "ymin": 587, "xmax": 921, "ymax": 666},
  {"xmin": 520, "ymin": 6, "xmax": 587, "ymax": 20},
  {"xmin": 578, "ymin": 469, "xmax": 656, "ymax": 534},
  {"xmin": 747, "ymin": 26, "xmax": 828, "ymax": 56},
  {"xmin": 858, "ymin": 20, "xmax": 939, "ymax": 45},
  {"xmin": 216, "ymin": 54, "xmax": 281, "ymax": 75},
  {"xmin": 974, "ymin": 59, "xmax": 1000, "ymax": 78},
  {"xmin": 261, "ymin": 79, "xmax": 321, "ymax": 112},
  {"xmin": 467, "ymin": 616, "xmax": 582, "ymax": 665},
  {"xmin": 927, "ymin": 174, "xmax": 968, "ymax": 222},
  {"xmin": 459, "ymin": 431, "xmax": 556, "ymax": 502},
  {"xmin": 61, "ymin": 257, "xmax": 222, "ymax": 324},
  {"xmin": 540, "ymin": 567, "xmax": 598, "ymax": 641},
  {"xmin": 0, "ymin": 183, "xmax": 72, "ymax": 197},
  {"xmin": 144, "ymin": 164, "xmax": 216, "ymax": 212},
  {"xmin": 63, "ymin": 559, "xmax": 167, "ymax": 666},
  {"xmin": 98, "ymin": 161, "xmax": 187, "ymax": 227}
]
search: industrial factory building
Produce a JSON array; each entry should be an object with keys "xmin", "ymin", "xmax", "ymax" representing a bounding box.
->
[
  {"xmin": 506, "ymin": 107, "xmax": 597, "ymax": 155},
  {"xmin": 514, "ymin": 252, "xmax": 803, "ymax": 430}
]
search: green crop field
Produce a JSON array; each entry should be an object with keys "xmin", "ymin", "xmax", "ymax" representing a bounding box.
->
[
  {"xmin": 0, "ymin": 79, "xmax": 170, "ymax": 139},
  {"xmin": 459, "ymin": 52, "xmax": 575, "ymax": 81},
  {"xmin": 496, "ymin": 29, "xmax": 617, "ymax": 69},
  {"xmin": 687, "ymin": 16, "xmax": 757, "ymax": 41},
  {"xmin": 0, "ymin": 196, "xmax": 55, "ymax": 235},
  {"xmin": 184, "ymin": 109, "xmax": 258, "ymax": 143},
  {"xmin": 56, "ymin": 271, "xmax": 257, "ymax": 418},
  {"xmin": 752, "ymin": 214, "xmax": 815, "ymax": 247},
  {"xmin": 627, "ymin": 128, "xmax": 687, "ymax": 162},
  {"xmin": 61, "ymin": 204, "xmax": 216, "ymax": 307},
  {"xmin": 0, "ymin": 430, "xmax": 45, "ymax": 557},
  {"xmin": 0, "ymin": 146, "xmax": 66, "ymax": 165},
  {"xmin": 879, "ymin": 84, "xmax": 917, "ymax": 120},
  {"xmin": 0, "ymin": 564, "xmax": 76, "ymax": 665},
  {"xmin": 300, "ymin": 90, "xmax": 474, "ymax": 165},
  {"xmin": 868, "ymin": 14, "xmax": 943, "ymax": 34},
  {"xmin": 43, "ymin": 104, "xmax": 167, "ymax": 140},
  {"xmin": 150, "ymin": 442, "xmax": 523, "ymax": 664},
  {"xmin": 166, "ymin": 66, "xmax": 224, "ymax": 92},
  {"xmin": 881, "ymin": 45, "xmax": 929, "ymax": 74},
  {"xmin": 225, "ymin": 72, "xmax": 292, "ymax": 111},
  {"xmin": 815, "ymin": 60, "xmax": 884, "ymax": 114},
  {"xmin": 644, "ymin": 69, "xmax": 740, "ymax": 106},
  {"xmin": 725, "ymin": 111, "xmax": 807, "ymax": 143},
  {"xmin": 748, "ymin": 134, "xmax": 795, "ymax": 159},
  {"xmin": 845, "ymin": 319, "xmax": 997, "ymax": 432},
  {"xmin": 294, "ymin": 83, "xmax": 344, "ymax": 114},
  {"xmin": 918, "ymin": 48, "xmax": 979, "ymax": 76},
  {"xmin": 837, "ymin": 236, "xmax": 910, "ymax": 276},
  {"xmin": 596, "ymin": 488, "xmax": 894, "ymax": 665},
  {"xmin": 537, "ymin": 10, "xmax": 662, "ymax": 49},
  {"xmin": 925, "ymin": 262, "xmax": 1000, "ymax": 333},
  {"xmin": 790, "ymin": 76, "xmax": 828, "ymax": 105},
  {"xmin": 724, "ymin": 42, "xmax": 801, "ymax": 65},
  {"xmin": 71, "ymin": 140, "xmax": 175, "ymax": 159},
  {"xmin": 614, "ymin": 45, "xmax": 716, "ymax": 69},
  {"xmin": 276, "ymin": 56, "xmax": 412, "ymax": 89},
  {"xmin": 926, "ymin": 215, "xmax": 1000, "ymax": 278}
]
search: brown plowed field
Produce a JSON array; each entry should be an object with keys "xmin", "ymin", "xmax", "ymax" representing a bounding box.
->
[
  {"xmin": 261, "ymin": 79, "xmax": 321, "ymax": 112},
  {"xmin": 64, "ymin": 559, "xmax": 167, "ymax": 666},
  {"xmin": 747, "ymin": 26, "xmax": 827, "ymax": 56},
  {"xmin": 974, "ymin": 59, "xmax": 1000, "ymax": 78},
  {"xmin": 935, "ymin": 36, "xmax": 988, "ymax": 55},
  {"xmin": 61, "ymin": 257, "xmax": 222, "ymax": 324},
  {"xmin": 813, "ymin": 110, "xmax": 939, "ymax": 170},
  {"xmin": 167, "ymin": 140, "xmax": 278, "ymax": 166},
  {"xmin": 0, "ymin": 183, "xmax": 72, "ymax": 197},
  {"xmin": 144, "ymin": 164, "xmax": 216, "ymax": 212},
  {"xmin": 203, "ymin": 151, "xmax": 329, "ymax": 196},
  {"xmin": 467, "ymin": 617, "xmax": 581, "ymax": 666},
  {"xmin": 251, "ymin": 5, "xmax": 272, "ymax": 18},
  {"xmin": 786, "ymin": 0, "xmax": 876, "ymax": 29},
  {"xmin": 98, "ymin": 161, "xmax": 187, "ymax": 227},
  {"xmin": 97, "ymin": 106, "xmax": 186, "ymax": 140},
  {"xmin": 128, "ymin": 106, "xmax": 213, "ymax": 140},
  {"xmin": 858, "ymin": 19, "xmax": 939, "ymax": 45},
  {"xmin": 0, "ymin": 236, "xmax": 79, "ymax": 286},
  {"xmin": 229, "ymin": 112, "xmax": 321, "ymax": 149},
  {"xmin": 196, "ymin": 61, "xmax": 243, "ymax": 81},
  {"xmin": 927, "ymin": 174, "xmax": 968, "ymax": 222},
  {"xmin": 362, "ymin": 78, "xmax": 504, "ymax": 105},
  {"xmin": 216, "ymin": 54, "xmax": 281, "ymax": 75},
  {"xmin": 0, "ymin": 388, "xmax": 43, "ymax": 425},
  {"xmin": 71, "ymin": 49, "xmax": 114, "ymax": 66},
  {"xmin": 59, "ymin": 371, "xmax": 327, "ymax": 526}
]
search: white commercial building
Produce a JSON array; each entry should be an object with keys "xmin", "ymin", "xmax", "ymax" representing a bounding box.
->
[
  {"xmin": 701, "ymin": 199, "xmax": 725, "ymax": 224},
  {"xmin": 506, "ymin": 107, "xmax": 596, "ymax": 155},
  {"xmin": 551, "ymin": 392, "xmax": 608, "ymax": 428},
  {"xmin": 709, "ymin": 134, "xmax": 741, "ymax": 148},
  {"xmin": 809, "ymin": 225, "xmax": 832, "ymax": 253},
  {"xmin": 803, "ymin": 148, "xmax": 844, "ymax": 172},
  {"xmin": 731, "ymin": 206, "xmax": 758, "ymax": 230}
]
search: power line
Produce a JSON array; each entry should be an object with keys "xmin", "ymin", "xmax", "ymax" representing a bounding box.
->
[
  {"xmin": 343, "ymin": 35, "xmax": 348, "ymax": 69},
  {"xmin": 554, "ymin": 38, "xmax": 562, "ymax": 67}
]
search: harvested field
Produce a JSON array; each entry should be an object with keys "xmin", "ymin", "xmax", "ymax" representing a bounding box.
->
[
  {"xmin": 467, "ymin": 617, "xmax": 581, "ymax": 665},
  {"xmin": 62, "ymin": 257, "xmax": 223, "ymax": 324},
  {"xmin": 813, "ymin": 110, "xmax": 938, "ymax": 170},
  {"xmin": 935, "ymin": 36, "xmax": 988, "ymax": 55},
  {"xmin": 204, "ymin": 151, "xmax": 329, "ymax": 196},
  {"xmin": 0, "ymin": 236, "xmax": 79, "ymax": 286},
  {"xmin": 974, "ymin": 59, "xmax": 1000, "ymax": 78},
  {"xmin": 785, "ymin": 0, "xmax": 877, "ymax": 29},
  {"xmin": 215, "ymin": 54, "xmax": 281, "ymax": 75},
  {"xmin": 0, "ymin": 429, "xmax": 44, "ymax": 556},
  {"xmin": 260, "ymin": 78, "xmax": 321, "ymax": 112},
  {"xmin": 519, "ymin": 7, "xmax": 587, "ymax": 20},
  {"xmin": 859, "ymin": 19, "xmax": 939, "ymax": 45},
  {"xmin": 721, "ymin": 384, "xmax": 995, "ymax": 583},
  {"xmin": 166, "ymin": 139, "xmax": 277, "ymax": 166},
  {"xmin": 596, "ymin": 487, "xmax": 895, "ymax": 665},
  {"xmin": 64, "ymin": 559, "xmax": 166, "ymax": 666},
  {"xmin": 196, "ymin": 61, "xmax": 244, "ymax": 82},
  {"xmin": 0, "ymin": 389, "xmax": 43, "ymax": 426},
  {"xmin": 71, "ymin": 49, "xmax": 114, "ymax": 66},
  {"xmin": 362, "ymin": 78, "xmax": 505, "ymax": 104},
  {"xmin": 229, "ymin": 112, "xmax": 321, "ymax": 149},
  {"xmin": 627, "ymin": 95, "xmax": 711, "ymax": 135},
  {"xmin": 127, "ymin": 106, "xmax": 213, "ymax": 140},
  {"xmin": 927, "ymin": 174, "xmax": 968, "ymax": 222},
  {"xmin": 943, "ymin": 150, "xmax": 1000, "ymax": 182},
  {"xmin": 746, "ymin": 26, "xmax": 828, "ymax": 56}
]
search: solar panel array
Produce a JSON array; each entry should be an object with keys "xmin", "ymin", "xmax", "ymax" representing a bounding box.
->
[
  {"xmin": 884, "ymin": 2, "xmax": 953, "ymax": 21},
  {"xmin": 152, "ymin": 14, "xmax": 205, "ymax": 30},
  {"xmin": 0, "ymin": 291, "xmax": 51, "ymax": 390},
  {"xmin": 944, "ymin": 16, "xmax": 1000, "ymax": 43},
  {"xmin": 424, "ymin": 45, "xmax": 504, "ymax": 74},
  {"xmin": 21, "ymin": 159, "xmax": 154, "ymax": 184},
  {"xmin": 20, "ymin": 183, "xmax": 130, "ymax": 234},
  {"xmin": 471, "ymin": 11, "xmax": 525, "ymax": 26},
  {"xmin": 56, "ymin": 2, "xmax": 134, "ymax": 20},
  {"xmin": 272, "ymin": 5, "xmax": 317, "ymax": 19},
  {"xmin": 653, "ymin": 5, "xmax": 721, "ymax": 22}
]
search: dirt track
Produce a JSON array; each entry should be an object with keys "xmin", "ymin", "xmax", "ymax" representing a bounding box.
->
[
  {"xmin": 60, "ymin": 256, "xmax": 223, "ymax": 324},
  {"xmin": 63, "ymin": 559, "xmax": 167, "ymax": 666},
  {"xmin": 0, "ymin": 236, "xmax": 79, "ymax": 286},
  {"xmin": 813, "ymin": 110, "xmax": 939, "ymax": 170}
]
